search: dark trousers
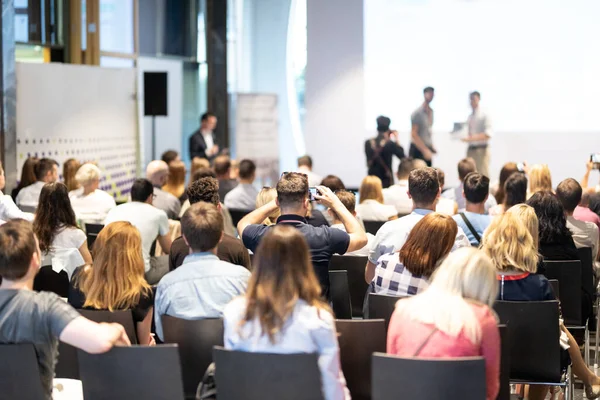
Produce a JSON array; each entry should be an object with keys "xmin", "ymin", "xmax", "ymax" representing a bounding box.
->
[{"xmin": 409, "ymin": 144, "xmax": 432, "ymax": 167}]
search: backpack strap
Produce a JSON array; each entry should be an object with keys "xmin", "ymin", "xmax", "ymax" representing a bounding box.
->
[{"xmin": 459, "ymin": 213, "xmax": 482, "ymax": 244}]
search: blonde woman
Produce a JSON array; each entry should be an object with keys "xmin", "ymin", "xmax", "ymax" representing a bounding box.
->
[
  {"xmin": 69, "ymin": 221, "xmax": 154, "ymax": 345},
  {"xmin": 255, "ymin": 187, "xmax": 280, "ymax": 225},
  {"xmin": 356, "ymin": 175, "xmax": 398, "ymax": 221},
  {"xmin": 69, "ymin": 163, "xmax": 116, "ymax": 224},
  {"xmin": 223, "ymin": 225, "xmax": 350, "ymax": 400},
  {"xmin": 528, "ymin": 164, "xmax": 552, "ymax": 197},
  {"xmin": 162, "ymin": 160, "xmax": 186, "ymax": 200},
  {"xmin": 387, "ymin": 247, "xmax": 500, "ymax": 400}
]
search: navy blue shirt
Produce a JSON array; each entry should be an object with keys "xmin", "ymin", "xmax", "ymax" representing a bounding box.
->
[
  {"xmin": 242, "ymin": 214, "xmax": 351, "ymax": 299},
  {"xmin": 496, "ymin": 272, "xmax": 555, "ymax": 302}
]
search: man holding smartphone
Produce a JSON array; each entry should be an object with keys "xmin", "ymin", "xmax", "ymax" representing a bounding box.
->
[{"xmin": 365, "ymin": 115, "xmax": 405, "ymax": 188}]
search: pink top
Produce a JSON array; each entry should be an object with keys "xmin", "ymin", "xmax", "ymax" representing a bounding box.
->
[
  {"xmin": 387, "ymin": 302, "xmax": 500, "ymax": 400},
  {"xmin": 574, "ymin": 206, "xmax": 600, "ymax": 230}
]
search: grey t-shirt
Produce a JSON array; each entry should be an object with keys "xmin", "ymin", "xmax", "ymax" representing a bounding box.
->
[
  {"xmin": 410, "ymin": 106, "xmax": 434, "ymax": 148},
  {"xmin": 0, "ymin": 289, "xmax": 80, "ymax": 399},
  {"xmin": 153, "ymin": 187, "xmax": 181, "ymax": 220}
]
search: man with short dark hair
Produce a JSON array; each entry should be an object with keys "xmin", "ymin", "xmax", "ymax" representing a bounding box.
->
[
  {"xmin": 224, "ymin": 159, "xmax": 259, "ymax": 210},
  {"xmin": 366, "ymin": 167, "xmax": 470, "ymax": 283},
  {"xmin": 443, "ymin": 157, "xmax": 497, "ymax": 212},
  {"xmin": 155, "ymin": 202, "xmax": 250, "ymax": 340},
  {"xmin": 452, "ymin": 172, "xmax": 492, "ymax": 246},
  {"xmin": 238, "ymin": 172, "xmax": 368, "ymax": 298},
  {"xmin": 409, "ymin": 87, "xmax": 436, "ymax": 166},
  {"xmin": 383, "ymin": 157, "xmax": 417, "ymax": 214},
  {"xmin": 329, "ymin": 190, "xmax": 374, "ymax": 257},
  {"xmin": 161, "ymin": 150, "xmax": 180, "ymax": 166},
  {"xmin": 214, "ymin": 155, "xmax": 238, "ymax": 200},
  {"xmin": 169, "ymin": 177, "xmax": 251, "ymax": 270},
  {"xmin": 461, "ymin": 91, "xmax": 492, "ymax": 177},
  {"xmin": 0, "ymin": 220, "xmax": 129, "ymax": 398},
  {"xmin": 189, "ymin": 112, "xmax": 219, "ymax": 161},
  {"xmin": 16, "ymin": 158, "xmax": 59, "ymax": 210},
  {"xmin": 297, "ymin": 155, "xmax": 322, "ymax": 187}
]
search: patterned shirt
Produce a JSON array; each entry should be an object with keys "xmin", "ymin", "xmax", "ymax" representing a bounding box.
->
[{"xmin": 372, "ymin": 252, "xmax": 430, "ymax": 297}]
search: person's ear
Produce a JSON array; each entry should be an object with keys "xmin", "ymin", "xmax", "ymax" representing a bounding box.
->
[
  {"xmin": 437, "ymin": 188, "xmax": 441, "ymax": 198},
  {"xmin": 29, "ymin": 252, "xmax": 41, "ymax": 277},
  {"xmin": 275, "ymin": 197, "xmax": 280, "ymax": 208},
  {"xmin": 327, "ymin": 208, "xmax": 335, "ymax": 218},
  {"xmin": 407, "ymin": 191, "xmax": 412, "ymax": 199},
  {"xmin": 217, "ymin": 202, "xmax": 222, "ymax": 212},
  {"xmin": 218, "ymin": 231, "xmax": 224, "ymax": 244},
  {"xmin": 462, "ymin": 191, "xmax": 466, "ymax": 199}
]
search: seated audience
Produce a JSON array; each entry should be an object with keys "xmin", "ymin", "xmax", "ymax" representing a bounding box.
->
[
  {"xmin": 169, "ymin": 177, "xmax": 250, "ymax": 270},
  {"xmin": 230, "ymin": 159, "xmax": 240, "ymax": 180},
  {"xmin": 11, "ymin": 156, "xmax": 38, "ymax": 201},
  {"xmin": 190, "ymin": 157, "xmax": 211, "ymax": 185},
  {"xmin": 372, "ymin": 213, "xmax": 457, "ymax": 296},
  {"xmin": 104, "ymin": 179, "xmax": 171, "ymax": 284},
  {"xmin": 224, "ymin": 225, "xmax": 350, "ymax": 400},
  {"xmin": 366, "ymin": 167, "xmax": 470, "ymax": 283},
  {"xmin": 297, "ymin": 155, "xmax": 322, "ymax": 187},
  {"xmin": 575, "ymin": 188, "xmax": 600, "ymax": 229},
  {"xmin": 505, "ymin": 204, "xmax": 544, "ymax": 274},
  {"xmin": 16, "ymin": 158, "xmax": 59, "ymax": 210},
  {"xmin": 434, "ymin": 168, "xmax": 458, "ymax": 215},
  {"xmin": 318, "ymin": 175, "xmax": 346, "ymax": 226},
  {"xmin": 63, "ymin": 158, "xmax": 81, "ymax": 193},
  {"xmin": 69, "ymin": 163, "xmax": 116, "ymax": 224},
  {"xmin": 442, "ymin": 158, "xmax": 496, "ymax": 213},
  {"xmin": 591, "ymin": 193, "xmax": 600, "ymax": 218},
  {"xmin": 388, "ymin": 247, "xmax": 499, "ymax": 400},
  {"xmin": 528, "ymin": 163, "xmax": 553, "ymax": 197},
  {"xmin": 452, "ymin": 172, "xmax": 492, "ymax": 246},
  {"xmin": 491, "ymin": 162, "xmax": 519, "ymax": 204},
  {"xmin": 320, "ymin": 175, "xmax": 346, "ymax": 193},
  {"xmin": 488, "ymin": 172, "xmax": 527, "ymax": 216},
  {"xmin": 0, "ymin": 161, "xmax": 33, "ymax": 222},
  {"xmin": 155, "ymin": 202, "xmax": 251, "ymax": 340},
  {"xmin": 356, "ymin": 175, "xmax": 398, "ymax": 221},
  {"xmin": 33, "ymin": 183, "xmax": 93, "ymax": 273},
  {"xmin": 224, "ymin": 159, "xmax": 259, "ymax": 210},
  {"xmin": 0, "ymin": 220, "xmax": 129, "ymax": 399},
  {"xmin": 68, "ymin": 221, "xmax": 154, "ymax": 345},
  {"xmin": 238, "ymin": 173, "xmax": 367, "ymax": 299},
  {"xmin": 383, "ymin": 157, "xmax": 418, "ymax": 215},
  {"xmin": 146, "ymin": 160, "xmax": 181, "ymax": 219},
  {"xmin": 328, "ymin": 190, "xmax": 374, "ymax": 257},
  {"xmin": 214, "ymin": 155, "xmax": 238, "ymax": 201},
  {"xmin": 161, "ymin": 149, "xmax": 180, "ymax": 166},
  {"xmin": 162, "ymin": 160, "xmax": 186, "ymax": 201},
  {"xmin": 255, "ymin": 187, "xmax": 280, "ymax": 225},
  {"xmin": 482, "ymin": 213, "xmax": 600, "ymax": 399}
]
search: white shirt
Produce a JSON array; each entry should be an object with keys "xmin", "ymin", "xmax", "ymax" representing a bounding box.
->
[
  {"xmin": 356, "ymin": 199, "xmax": 398, "ymax": 222},
  {"xmin": 202, "ymin": 130, "xmax": 215, "ymax": 152},
  {"xmin": 567, "ymin": 216, "xmax": 599, "ymax": 261},
  {"xmin": 69, "ymin": 188, "xmax": 116, "ymax": 224},
  {"xmin": 41, "ymin": 226, "xmax": 87, "ymax": 279},
  {"xmin": 331, "ymin": 223, "xmax": 374, "ymax": 257},
  {"xmin": 298, "ymin": 166, "xmax": 323, "ymax": 187},
  {"xmin": 104, "ymin": 202, "xmax": 170, "ymax": 271},
  {"xmin": 223, "ymin": 183, "xmax": 259, "ymax": 210},
  {"xmin": 383, "ymin": 180, "xmax": 412, "ymax": 215},
  {"xmin": 0, "ymin": 191, "xmax": 33, "ymax": 222},
  {"xmin": 435, "ymin": 197, "xmax": 456, "ymax": 216},
  {"xmin": 467, "ymin": 107, "xmax": 492, "ymax": 147},
  {"xmin": 15, "ymin": 181, "xmax": 46, "ymax": 211}
]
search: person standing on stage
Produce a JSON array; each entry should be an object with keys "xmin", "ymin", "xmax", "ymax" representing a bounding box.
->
[
  {"xmin": 365, "ymin": 116, "xmax": 405, "ymax": 189},
  {"xmin": 462, "ymin": 91, "xmax": 492, "ymax": 177},
  {"xmin": 189, "ymin": 112, "xmax": 219, "ymax": 161},
  {"xmin": 409, "ymin": 87, "xmax": 436, "ymax": 166}
]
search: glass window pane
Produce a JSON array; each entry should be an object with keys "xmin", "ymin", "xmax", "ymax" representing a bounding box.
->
[
  {"xmin": 100, "ymin": 56, "xmax": 134, "ymax": 68},
  {"xmin": 99, "ymin": 0, "xmax": 134, "ymax": 53}
]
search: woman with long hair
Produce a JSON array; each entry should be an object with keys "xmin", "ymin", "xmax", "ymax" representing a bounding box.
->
[
  {"xmin": 528, "ymin": 164, "xmax": 553, "ymax": 197},
  {"xmin": 356, "ymin": 175, "xmax": 398, "ymax": 221},
  {"xmin": 506, "ymin": 204, "xmax": 544, "ymax": 273},
  {"xmin": 162, "ymin": 160, "xmax": 186, "ymax": 200},
  {"xmin": 63, "ymin": 158, "xmax": 81, "ymax": 192},
  {"xmin": 69, "ymin": 221, "xmax": 154, "ymax": 345},
  {"xmin": 387, "ymin": 247, "xmax": 500, "ymax": 400},
  {"xmin": 69, "ymin": 163, "xmax": 116, "ymax": 224},
  {"xmin": 369, "ymin": 213, "xmax": 457, "ymax": 295},
  {"xmin": 11, "ymin": 157, "xmax": 39, "ymax": 201},
  {"xmin": 489, "ymin": 172, "xmax": 527, "ymax": 216},
  {"xmin": 223, "ymin": 225, "xmax": 350, "ymax": 400},
  {"xmin": 492, "ymin": 162, "xmax": 519, "ymax": 204}
]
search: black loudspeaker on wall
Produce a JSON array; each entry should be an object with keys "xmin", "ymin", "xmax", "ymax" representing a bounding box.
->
[{"xmin": 143, "ymin": 72, "xmax": 168, "ymax": 159}]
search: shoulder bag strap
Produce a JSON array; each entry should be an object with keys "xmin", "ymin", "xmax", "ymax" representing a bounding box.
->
[
  {"xmin": 413, "ymin": 327, "xmax": 439, "ymax": 357},
  {"xmin": 459, "ymin": 213, "xmax": 481, "ymax": 243}
]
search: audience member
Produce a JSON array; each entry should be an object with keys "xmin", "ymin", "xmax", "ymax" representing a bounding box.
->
[
  {"xmin": 488, "ymin": 172, "xmax": 527, "ymax": 216},
  {"xmin": 230, "ymin": 159, "xmax": 240, "ymax": 180},
  {"xmin": 223, "ymin": 225, "xmax": 350, "ymax": 400},
  {"xmin": 238, "ymin": 173, "xmax": 367, "ymax": 299},
  {"xmin": 169, "ymin": 177, "xmax": 250, "ymax": 270},
  {"xmin": 591, "ymin": 193, "xmax": 600, "ymax": 218},
  {"xmin": 0, "ymin": 220, "xmax": 129, "ymax": 399},
  {"xmin": 320, "ymin": 175, "xmax": 346, "ymax": 193},
  {"xmin": 328, "ymin": 190, "xmax": 374, "ymax": 257},
  {"xmin": 366, "ymin": 167, "xmax": 469, "ymax": 283},
  {"xmin": 255, "ymin": 187, "xmax": 280, "ymax": 225},
  {"xmin": 434, "ymin": 168, "xmax": 459, "ymax": 215},
  {"xmin": 224, "ymin": 159, "xmax": 259, "ymax": 210},
  {"xmin": 356, "ymin": 175, "xmax": 398, "ymax": 221},
  {"xmin": 371, "ymin": 213, "xmax": 457, "ymax": 296},
  {"xmin": 68, "ymin": 221, "xmax": 154, "ymax": 345},
  {"xmin": 161, "ymin": 149, "xmax": 180, "ymax": 166},
  {"xmin": 69, "ymin": 163, "xmax": 116, "ymax": 224},
  {"xmin": 162, "ymin": 160, "xmax": 186, "ymax": 200},
  {"xmin": 442, "ymin": 158, "xmax": 496, "ymax": 213},
  {"xmin": 388, "ymin": 247, "xmax": 499, "ymax": 400},
  {"xmin": 582, "ymin": 159, "xmax": 600, "ymax": 191},
  {"xmin": 63, "ymin": 158, "xmax": 81, "ymax": 192},
  {"xmin": 383, "ymin": 157, "xmax": 417, "ymax": 214},
  {"xmin": 146, "ymin": 160, "xmax": 181, "ymax": 219},
  {"xmin": 0, "ymin": 161, "xmax": 33, "ymax": 222},
  {"xmin": 297, "ymin": 155, "xmax": 322, "ymax": 187},
  {"xmin": 11, "ymin": 156, "xmax": 38, "ymax": 201},
  {"xmin": 16, "ymin": 158, "xmax": 59, "ymax": 210},
  {"xmin": 33, "ymin": 183, "xmax": 93, "ymax": 272},
  {"xmin": 505, "ymin": 204, "xmax": 544, "ymax": 273},
  {"xmin": 190, "ymin": 157, "xmax": 211, "ymax": 184},
  {"xmin": 453, "ymin": 172, "xmax": 492, "ymax": 246},
  {"xmin": 528, "ymin": 164, "xmax": 553, "ymax": 197},
  {"xmin": 155, "ymin": 202, "xmax": 250, "ymax": 340},
  {"xmin": 214, "ymin": 155, "xmax": 238, "ymax": 200},
  {"xmin": 574, "ymin": 188, "xmax": 600, "ymax": 229},
  {"xmin": 491, "ymin": 162, "xmax": 519, "ymax": 204},
  {"xmin": 306, "ymin": 203, "xmax": 330, "ymax": 227},
  {"xmin": 104, "ymin": 179, "xmax": 171, "ymax": 284}
]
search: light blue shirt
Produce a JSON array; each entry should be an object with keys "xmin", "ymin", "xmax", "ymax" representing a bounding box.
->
[
  {"xmin": 453, "ymin": 212, "xmax": 492, "ymax": 246},
  {"xmin": 154, "ymin": 252, "xmax": 251, "ymax": 340},
  {"xmin": 223, "ymin": 297, "xmax": 351, "ymax": 400},
  {"xmin": 442, "ymin": 183, "xmax": 497, "ymax": 213}
]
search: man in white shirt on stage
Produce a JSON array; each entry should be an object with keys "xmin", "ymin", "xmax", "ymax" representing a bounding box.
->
[{"xmin": 462, "ymin": 91, "xmax": 492, "ymax": 177}]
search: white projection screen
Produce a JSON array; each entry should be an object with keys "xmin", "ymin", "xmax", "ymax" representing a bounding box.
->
[{"xmin": 364, "ymin": 0, "xmax": 600, "ymax": 187}]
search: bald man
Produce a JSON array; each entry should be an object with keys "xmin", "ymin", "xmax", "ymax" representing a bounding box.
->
[{"xmin": 146, "ymin": 160, "xmax": 181, "ymax": 219}]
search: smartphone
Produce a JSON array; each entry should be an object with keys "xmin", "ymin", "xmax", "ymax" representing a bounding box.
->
[
  {"xmin": 309, "ymin": 187, "xmax": 319, "ymax": 201},
  {"xmin": 591, "ymin": 153, "xmax": 600, "ymax": 169},
  {"xmin": 517, "ymin": 162, "xmax": 525, "ymax": 172}
]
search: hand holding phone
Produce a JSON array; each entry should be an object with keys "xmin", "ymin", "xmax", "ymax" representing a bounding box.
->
[
  {"xmin": 591, "ymin": 153, "xmax": 600, "ymax": 170},
  {"xmin": 309, "ymin": 187, "xmax": 319, "ymax": 201}
]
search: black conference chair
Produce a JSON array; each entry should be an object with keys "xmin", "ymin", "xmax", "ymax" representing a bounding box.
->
[
  {"xmin": 329, "ymin": 255, "xmax": 369, "ymax": 317},
  {"xmin": 0, "ymin": 344, "xmax": 46, "ymax": 400},
  {"xmin": 329, "ymin": 270, "xmax": 352, "ymax": 319},
  {"xmin": 33, "ymin": 266, "xmax": 69, "ymax": 297},
  {"xmin": 78, "ymin": 345, "xmax": 185, "ymax": 400},
  {"xmin": 366, "ymin": 293, "xmax": 404, "ymax": 331},
  {"xmin": 85, "ymin": 223, "xmax": 104, "ymax": 251},
  {"xmin": 371, "ymin": 353, "xmax": 486, "ymax": 400},
  {"xmin": 78, "ymin": 309, "xmax": 138, "ymax": 344},
  {"xmin": 497, "ymin": 324, "xmax": 510, "ymax": 400},
  {"xmin": 493, "ymin": 300, "xmax": 573, "ymax": 399},
  {"xmin": 161, "ymin": 316, "xmax": 224, "ymax": 399},
  {"xmin": 548, "ymin": 279, "xmax": 560, "ymax": 299},
  {"xmin": 229, "ymin": 209, "xmax": 253, "ymax": 228},
  {"xmin": 362, "ymin": 220, "xmax": 386, "ymax": 235},
  {"xmin": 213, "ymin": 347, "xmax": 325, "ymax": 400},
  {"xmin": 336, "ymin": 319, "xmax": 386, "ymax": 400}
]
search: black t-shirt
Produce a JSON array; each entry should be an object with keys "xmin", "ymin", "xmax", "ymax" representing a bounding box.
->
[
  {"xmin": 169, "ymin": 234, "xmax": 251, "ymax": 271},
  {"xmin": 68, "ymin": 267, "xmax": 154, "ymax": 323},
  {"xmin": 539, "ymin": 237, "xmax": 579, "ymax": 261}
]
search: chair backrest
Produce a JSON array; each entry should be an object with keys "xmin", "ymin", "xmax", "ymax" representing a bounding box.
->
[
  {"xmin": 366, "ymin": 293, "xmax": 404, "ymax": 331},
  {"xmin": 78, "ymin": 344, "xmax": 184, "ymax": 400},
  {"xmin": 329, "ymin": 255, "xmax": 369, "ymax": 317},
  {"xmin": 577, "ymin": 247, "xmax": 594, "ymax": 299},
  {"xmin": 493, "ymin": 300, "xmax": 561, "ymax": 382},
  {"xmin": 543, "ymin": 260, "xmax": 582, "ymax": 325},
  {"xmin": 85, "ymin": 223, "xmax": 104, "ymax": 251},
  {"xmin": 363, "ymin": 220, "xmax": 385, "ymax": 235},
  {"xmin": 336, "ymin": 319, "xmax": 386, "ymax": 400},
  {"xmin": 329, "ymin": 270, "xmax": 352, "ymax": 319},
  {"xmin": 78, "ymin": 309, "xmax": 138, "ymax": 344},
  {"xmin": 161, "ymin": 316, "xmax": 224, "ymax": 399},
  {"xmin": 213, "ymin": 346, "xmax": 325, "ymax": 400},
  {"xmin": 33, "ymin": 266, "xmax": 69, "ymax": 297},
  {"xmin": 0, "ymin": 344, "xmax": 46, "ymax": 400},
  {"xmin": 228, "ymin": 209, "xmax": 253, "ymax": 227},
  {"xmin": 548, "ymin": 279, "xmax": 560, "ymax": 299},
  {"xmin": 497, "ymin": 324, "xmax": 510, "ymax": 400},
  {"xmin": 371, "ymin": 353, "xmax": 486, "ymax": 400}
]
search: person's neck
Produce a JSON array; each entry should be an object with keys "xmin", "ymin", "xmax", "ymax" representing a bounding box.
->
[
  {"xmin": 565, "ymin": 210, "xmax": 574, "ymax": 217},
  {"xmin": 239, "ymin": 179, "xmax": 253, "ymax": 185},
  {"xmin": 280, "ymin": 208, "xmax": 306, "ymax": 218},
  {"xmin": 83, "ymin": 186, "xmax": 95, "ymax": 195},
  {"xmin": 217, "ymin": 174, "xmax": 230, "ymax": 180},
  {"xmin": 413, "ymin": 203, "xmax": 435, "ymax": 212},
  {"xmin": 465, "ymin": 202, "xmax": 485, "ymax": 214},
  {"xmin": 0, "ymin": 278, "xmax": 32, "ymax": 290},
  {"xmin": 190, "ymin": 247, "xmax": 218, "ymax": 256}
]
